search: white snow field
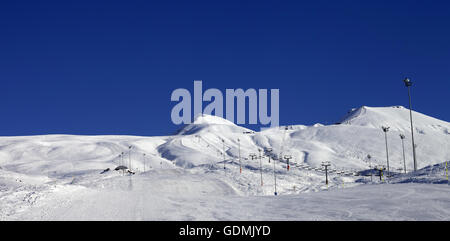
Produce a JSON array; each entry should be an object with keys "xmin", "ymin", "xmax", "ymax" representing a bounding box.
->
[{"xmin": 0, "ymin": 106, "xmax": 449, "ymax": 220}]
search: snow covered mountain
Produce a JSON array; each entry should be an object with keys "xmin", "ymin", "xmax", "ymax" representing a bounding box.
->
[
  {"xmin": 0, "ymin": 106, "xmax": 449, "ymax": 220},
  {"xmin": 341, "ymin": 106, "xmax": 450, "ymax": 134}
]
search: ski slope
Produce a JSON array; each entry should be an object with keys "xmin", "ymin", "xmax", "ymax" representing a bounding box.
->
[
  {"xmin": 6, "ymin": 170, "xmax": 450, "ymax": 221},
  {"xmin": 0, "ymin": 106, "xmax": 449, "ymax": 220}
]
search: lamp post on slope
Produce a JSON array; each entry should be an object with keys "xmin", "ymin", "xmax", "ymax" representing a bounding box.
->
[
  {"xmin": 128, "ymin": 146, "xmax": 133, "ymax": 171},
  {"xmin": 263, "ymin": 148, "xmax": 276, "ymax": 195},
  {"xmin": 403, "ymin": 77, "xmax": 417, "ymax": 171},
  {"xmin": 238, "ymin": 138, "xmax": 241, "ymax": 173},
  {"xmin": 258, "ymin": 149, "xmax": 263, "ymax": 186},
  {"xmin": 400, "ymin": 134, "xmax": 407, "ymax": 174},
  {"xmin": 367, "ymin": 154, "xmax": 373, "ymax": 182},
  {"xmin": 143, "ymin": 153, "xmax": 146, "ymax": 172},
  {"xmin": 222, "ymin": 139, "xmax": 226, "ymax": 170},
  {"xmin": 382, "ymin": 126, "xmax": 390, "ymax": 177}
]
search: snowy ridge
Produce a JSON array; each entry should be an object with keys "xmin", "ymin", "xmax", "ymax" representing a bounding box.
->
[
  {"xmin": 341, "ymin": 106, "xmax": 450, "ymax": 134},
  {"xmin": 175, "ymin": 114, "xmax": 251, "ymax": 135}
]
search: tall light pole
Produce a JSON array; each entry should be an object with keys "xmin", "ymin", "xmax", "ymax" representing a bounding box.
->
[
  {"xmin": 403, "ymin": 77, "xmax": 417, "ymax": 171},
  {"xmin": 382, "ymin": 126, "xmax": 390, "ymax": 177},
  {"xmin": 128, "ymin": 146, "xmax": 133, "ymax": 171},
  {"xmin": 273, "ymin": 154, "xmax": 278, "ymax": 196},
  {"xmin": 258, "ymin": 149, "xmax": 263, "ymax": 186},
  {"xmin": 143, "ymin": 153, "xmax": 146, "ymax": 172},
  {"xmin": 222, "ymin": 139, "xmax": 226, "ymax": 170},
  {"xmin": 367, "ymin": 154, "xmax": 373, "ymax": 182},
  {"xmin": 278, "ymin": 126, "xmax": 289, "ymax": 169},
  {"xmin": 238, "ymin": 138, "xmax": 241, "ymax": 173},
  {"xmin": 399, "ymin": 134, "xmax": 407, "ymax": 174},
  {"xmin": 264, "ymin": 148, "xmax": 276, "ymax": 195},
  {"xmin": 119, "ymin": 153, "xmax": 124, "ymax": 176}
]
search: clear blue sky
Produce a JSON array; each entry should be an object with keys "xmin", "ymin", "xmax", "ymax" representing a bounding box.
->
[{"xmin": 1, "ymin": 0, "xmax": 449, "ymax": 136}]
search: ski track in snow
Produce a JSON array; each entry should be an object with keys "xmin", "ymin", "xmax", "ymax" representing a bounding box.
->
[{"xmin": 2, "ymin": 168, "xmax": 449, "ymax": 221}]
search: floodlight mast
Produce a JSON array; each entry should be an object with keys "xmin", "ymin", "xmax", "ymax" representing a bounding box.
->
[
  {"xmin": 222, "ymin": 139, "xmax": 226, "ymax": 170},
  {"xmin": 278, "ymin": 126, "xmax": 289, "ymax": 169},
  {"xmin": 128, "ymin": 146, "xmax": 133, "ymax": 171},
  {"xmin": 143, "ymin": 153, "xmax": 146, "ymax": 172},
  {"xmin": 367, "ymin": 154, "xmax": 373, "ymax": 182},
  {"xmin": 403, "ymin": 77, "xmax": 417, "ymax": 171},
  {"xmin": 263, "ymin": 148, "xmax": 276, "ymax": 195},
  {"xmin": 382, "ymin": 126, "xmax": 390, "ymax": 176},
  {"xmin": 400, "ymin": 134, "xmax": 407, "ymax": 173},
  {"xmin": 274, "ymin": 155, "xmax": 277, "ymax": 196},
  {"xmin": 238, "ymin": 139, "xmax": 241, "ymax": 173},
  {"xmin": 258, "ymin": 149, "xmax": 263, "ymax": 186}
]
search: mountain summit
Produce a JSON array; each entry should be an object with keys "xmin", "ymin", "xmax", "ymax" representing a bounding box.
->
[{"xmin": 340, "ymin": 106, "xmax": 450, "ymax": 135}]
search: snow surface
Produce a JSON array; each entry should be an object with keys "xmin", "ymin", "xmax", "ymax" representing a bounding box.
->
[{"xmin": 0, "ymin": 106, "xmax": 449, "ymax": 220}]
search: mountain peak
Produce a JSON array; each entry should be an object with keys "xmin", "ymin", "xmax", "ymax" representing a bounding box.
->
[
  {"xmin": 192, "ymin": 114, "xmax": 236, "ymax": 126},
  {"xmin": 175, "ymin": 114, "xmax": 243, "ymax": 135},
  {"xmin": 339, "ymin": 105, "xmax": 449, "ymax": 133}
]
